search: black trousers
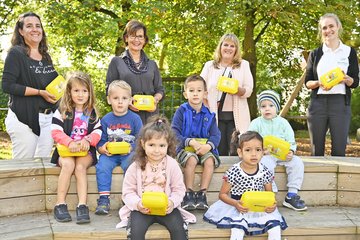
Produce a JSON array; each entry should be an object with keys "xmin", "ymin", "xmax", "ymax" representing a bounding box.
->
[
  {"xmin": 126, "ymin": 208, "xmax": 188, "ymax": 240},
  {"xmin": 307, "ymin": 94, "xmax": 351, "ymax": 156},
  {"xmin": 218, "ymin": 119, "xmax": 236, "ymax": 156}
]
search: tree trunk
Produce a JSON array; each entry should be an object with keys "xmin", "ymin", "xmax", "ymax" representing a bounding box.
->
[
  {"xmin": 242, "ymin": 8, "xmax": 257, "ymax": 120},
  {"xmin": 114, "ymin": 1, "xmax": 132, "ymax": 56}
]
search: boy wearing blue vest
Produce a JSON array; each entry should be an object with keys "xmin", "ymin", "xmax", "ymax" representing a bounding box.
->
[{"xmin": 172, "ymin": 74, "xmax": 221, "ymax": 211}]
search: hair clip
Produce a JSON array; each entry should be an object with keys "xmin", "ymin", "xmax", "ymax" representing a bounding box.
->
[{"xmin": 155, "ymin": 119, "xmax": 163, "ymax": 126}]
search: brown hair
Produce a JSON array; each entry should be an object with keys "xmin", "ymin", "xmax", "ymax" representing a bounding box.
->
[
  {"xmin": 11, "ymin": 12, "xmax": 51, "ymax": 63},
  {"xmin": 213, "ymin": 33, "xmax": 242, "ymax": 69},
  {"xmin": 230, "ymin": 130, "xmax": 263, "ymax": 155},
  {"xmin": 59, "ymin": 71, "xmax": 98, "ymax": 122},
  {"xmin": 122, "ymin": 19, "xmax": 149, "ymax": 47},
  {"xmin": 133, "ymin": 115, "xmax": 177, "ymax": 170},
  {"xmin": 184, "ymin": 74, "xmax": 207, "ymax": 91}
]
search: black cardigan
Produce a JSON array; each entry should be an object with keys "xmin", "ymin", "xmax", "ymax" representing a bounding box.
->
[{"xmin": 304, "ymin": 45, "xmax": 359, "ymax": 105}]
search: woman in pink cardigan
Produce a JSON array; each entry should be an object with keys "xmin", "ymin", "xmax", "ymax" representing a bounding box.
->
[
  {"xmin": 201, "ymin": 33, "xmax": 254, "ymax": 156},
  {"xmin": 116, "ymin": 116, "xmax": 196, "ymax": 239}
]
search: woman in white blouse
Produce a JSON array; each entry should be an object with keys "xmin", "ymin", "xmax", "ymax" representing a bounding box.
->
[
  {"xmin": 305, "ymin": 13, "xmax": 359, "ymax": 156},
  {"xmin": 201, "ymin": 33, "xmax": 254, "ymax": 156}
]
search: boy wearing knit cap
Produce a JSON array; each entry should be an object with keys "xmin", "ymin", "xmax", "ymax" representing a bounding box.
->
[{"xmin": 248, "ymin": 90, "xmax": 307, "ymax": 211}]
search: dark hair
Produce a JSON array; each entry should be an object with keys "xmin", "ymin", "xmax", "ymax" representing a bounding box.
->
[
  {"xmin": 11, "ymin": 12, "xmax": 51, "ymax": 63},
  {"xmin": 122, "ymin": 19, "xmax": 149, "ymax": 48},
  {"xmin": 184, "ymin": 74, "xmax": 207, "ymax": 91},
  {"xmin": 230, "ymin": 130, "xmax": 263, "ymax": 154},
  {"xmin": 134, "ymin": 115, "xmax": 177, "ymax": 170}
]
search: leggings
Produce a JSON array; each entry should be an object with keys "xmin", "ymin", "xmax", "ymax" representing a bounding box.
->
[{"xmin": 126, "ymin": 209, "xmax": 188, "ymax": 240}]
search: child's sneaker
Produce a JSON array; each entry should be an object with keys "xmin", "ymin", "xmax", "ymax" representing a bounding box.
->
[
  {"xmin": 76, "ymin": 204, "xmax": 90, "ymax": 224},
  {"xmin": 195, "ymin": 190, "xmax": 209, "ymax": 210},
  {"xmin": 95, "ymin": 197, "xmax": 110, "ymax": 215},
  {"xmin": 283, "ymin": 194, "xmax": 307, "ymax": 211},
  {"xmin": 181, "ymin": 190, "xmax": 196, "ymax": 211},
  {"xmin": 54, "ymin": 204, "xmax": 72, "ymax": 222}
]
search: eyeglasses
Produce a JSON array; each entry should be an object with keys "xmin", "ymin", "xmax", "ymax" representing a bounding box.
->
[{"xmin": 128, "ymin": 35, "xmax": 145, "ymax": 40}]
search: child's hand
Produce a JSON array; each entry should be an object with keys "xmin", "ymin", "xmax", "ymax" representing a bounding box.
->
[
  {"xmin": 68, "ymin": 141, "xmax": 81, "ymax": 152},
  {"xmin": 98, "ymin": 142, "xmax": 112, "ymax": 156},
  {"xmin": 79, "ymin": 138, "xmax": 90, "ymax": 151},
  {"xmin": 264, "ymin": 149, "xmax": 270, "ymax": 155},
  {"xmin": 265, "ymin": 202, "xmax": 277, "ymax": 213},
  {"xmin": 196, "ymin": 144, "xmax": 212, "ymax": 156},
  {"xmin": 137, "ymin": 201, "xmax": 150, "ymax": 214},
  {"xmin": 286, "ymin": 151, "xmax": 294, "ymax": 161},
  {"xmin": 166, "ymin": 200, "xmax": 174, "ymax": 214},
  {"xmin": 235, "ymin": 201, "xmax": 249, "ymax": 214}
]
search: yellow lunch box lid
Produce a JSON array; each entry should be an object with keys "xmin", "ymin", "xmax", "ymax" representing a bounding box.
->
[
  {"xmin": 263, "ymin": 135, "xmax": 291, "ymax": 161},
  {"xmin": 107, "ymin": 142, "xmax": 131, "ymax": 155},
  {"xmin": 241, "ymin": 191, "xmax": 276, "ymax": 212},
  {"xmin": 184, "ymin": 138, "xmax": 208, "ymax": 152},
  {"xmin": 216, "ymin": 76, "xmax": 239, "ymax": 94},
  {"xmin": 320, "ymin": 67, "xmax": 345, "ymax": 89},
  {"xmin": 57, "ymin": 144, "xmax": 87, "ymax": 157},
  {"xmin": 142, "ymin": 192, "xmax": 168, "ymax": 216},
  {"xmin": 45, "ymin": 75, "xmax": 66, "ymax": 101},
  {"xmin": 133, "ymin": 95, "xmax": 155, "ymax": 111}
]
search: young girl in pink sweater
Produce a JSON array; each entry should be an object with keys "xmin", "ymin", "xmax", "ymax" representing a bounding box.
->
[{"xmin": 116, "ymin": 115, "xmax": 196, "ymax": 239}]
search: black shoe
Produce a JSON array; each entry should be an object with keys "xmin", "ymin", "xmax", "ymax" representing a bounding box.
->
[
  {"xmin": 76, "ymin": 204, "xmax": 90, "ymax": 224},
  {"xmin": 54, "ymin": 204, "xmax": 72, "ymax": 222},
  {"xmin": 283, "ymin": 194, "xmax": 307, "ymax": 211},
  {"xmin": 95, "ymin": 197, "xmax": 110, "ymax": 215},
  {"xmin": 195, "ymin": 190, "xmax": 209, "ymax": 210},
  {"xmin": 181, "ymin": 190, "xmax": 196, "ymax": 211}
]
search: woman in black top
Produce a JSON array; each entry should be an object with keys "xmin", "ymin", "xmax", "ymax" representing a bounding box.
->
[
  {"xmin": 305, "ymin": 13, "xmax": 359, "ymax": 156},
  {"xmin": 2, "ymin": 12, "xmax": 59, "ymax": 159}
]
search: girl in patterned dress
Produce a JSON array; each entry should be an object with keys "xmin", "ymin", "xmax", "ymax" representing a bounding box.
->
[
  {"xmin": 116, "ymin": 116, "xmax": 196, "ymax": 239},
  {"xmin": 204, "ymin": 131, "xmax": 287, "ymax": 240}
]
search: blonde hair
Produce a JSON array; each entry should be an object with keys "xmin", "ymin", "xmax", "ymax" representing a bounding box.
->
[
  {"xmin": 108, "ymin": 80, "xmax": 132, "ymax": 96},
  {"xmin": 59, "ymin": 71, "xmax": 98, "ymax": 121},
  {"xmin": 213, "ymin": 33, "xmax": 242, "ymax": 69},
  {"xmin": 318, "ymin": 13, "xmax": 343, "ymax": 42}
]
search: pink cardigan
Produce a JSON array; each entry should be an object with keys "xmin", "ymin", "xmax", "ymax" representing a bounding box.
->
[
  {"xmin": 116, "ymin": 155, "xmax": 196, "ymax": 228},
  {"xmin": 201, "ymin": 60, "xmax": 253, "ymax": 133}
]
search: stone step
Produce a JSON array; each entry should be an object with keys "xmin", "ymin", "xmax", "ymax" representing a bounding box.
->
[{"xmin": 1, "ymin": 206, "xmax": 359, "ymax": 240}]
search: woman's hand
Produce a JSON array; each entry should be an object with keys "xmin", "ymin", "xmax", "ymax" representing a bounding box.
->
[
  {"xmin": 137, "ymin": 201, "xmax": 150, "ymax": 214},
  {"xmin": 234, "ymin": 200, "xmax": 249, "ymax": 214},
  {"xmin": 342, "ymin": 74, "xmax": 354, "ymax": 87},
  {"xmin": 265, "ymin": 202, "xmax": 277, "ymax": 213},
  {"xmin": 166, "ymin": 200, "xmax": 175, "ymax": 214},
  {"xmin": 39, "ymin": 90, "xmax": 57, "ymax": 104},
  {"xmin": 129, "ymin": 103, "xmax": 140, "ymax": 112}
]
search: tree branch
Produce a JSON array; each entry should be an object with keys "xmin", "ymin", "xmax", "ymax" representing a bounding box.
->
[{"xmin": 254, "ymin": 18, "xmax": 272, "ymax": 43}]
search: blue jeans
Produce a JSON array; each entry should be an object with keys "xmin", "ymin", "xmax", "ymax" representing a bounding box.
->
[{"xmin": 96, "ymin": 153, "xmax": 133, "ymax": 193}]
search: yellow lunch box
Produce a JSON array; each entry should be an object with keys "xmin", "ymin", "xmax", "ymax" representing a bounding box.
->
[
  {"xmin": 133, "ymin": 95, "xmax": 155, "ymax": 111},
  {"xmin": 184, "ymin": 138, "xmax": 208, "ymax": 152},
  {"xmin": 141, "ymin": 192, "xmax": 168, "ymax": 216},
  {"xmin": 45, "ymin": 75, "xmax": 66, "ymax": 101},
  {"xmin": 57, "ymin": 144, "xmax": 88, "ymax": 157},
  {"xmin": 216, "ymin": 76, "xmax": 238, "ymax": 94},
  {"xmin": 263, "ymin": 135, "xmax": 291, "ymax": 161},
  {"xmin": 107, "ymin": 142, "xmax": 131, "ymax": 155},
  {"xmin": 320, "ymin": 67, "xmax": 345, "ymax": 89},
  {"xmin": 241, "ymin": 191, "xmax": 276, "ymax": 212}
]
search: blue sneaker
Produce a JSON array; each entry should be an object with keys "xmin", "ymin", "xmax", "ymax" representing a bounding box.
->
[
  {"xmin": 283, "ymin": 194, "xmax": 307, "ymax": 211},
  {"xmin": 95, "ymin": 197, "xmax": 110, "ymax": 215},
  {"xmin": 181, "ymin": 190, "xmax": 196, "ymax": 211}
]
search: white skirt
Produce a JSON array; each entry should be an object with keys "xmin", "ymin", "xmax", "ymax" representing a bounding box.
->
[{"xmin": 203, "ymin": 200, "xmax": 287, "ymax": 236}]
